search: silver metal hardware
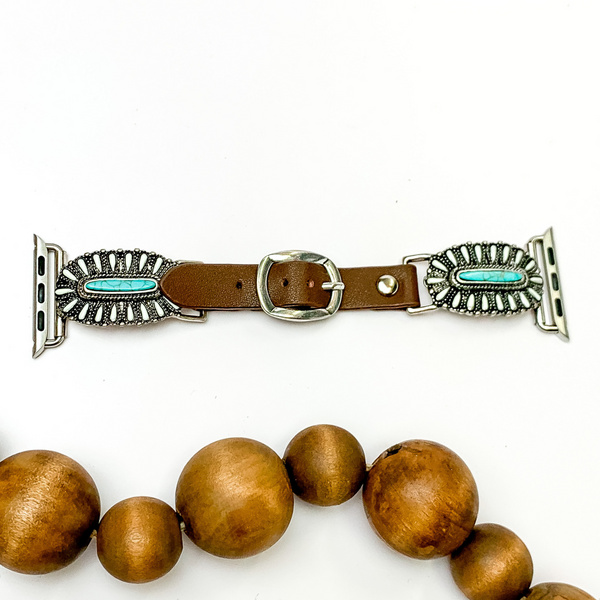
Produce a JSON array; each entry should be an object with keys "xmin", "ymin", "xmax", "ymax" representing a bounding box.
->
[
  {"xmin": 33, "ymin": 235, "xmax": 68, "ymax": 358},
  {"xmin": 527, "ymin": 228, "xmax": 568, "ymax": 341},
  {"xmin": 322, "ymin": 281, "xmax": 346, "ymax": 291},
  {"xmin": 405, "ymin": 242, "xmax": 543, "ymax": 317},
  {"xmin": 257, "ymin": 250, "xmax": 344, "ymax": 322},
  {"xmin": 32, "ymin": 235, "xmax": 207, "ymax": 358},
  {"xmin": 402, "ymin": 254, "xmax": 440, "ymax": 315},
  {"xmin": 173, "ymin": 310, "xmax": 208, "ymax": 323},
  {"xmin": 376, "ymin": 275, "xmax": 399, "ymax": 297},
  {"xmin": 402, "ymin": 229, "xmax": 568, "ymax": 339}
]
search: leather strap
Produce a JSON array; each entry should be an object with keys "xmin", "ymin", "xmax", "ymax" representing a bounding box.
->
[{"xmin": 160, "ymin": 262, "xmax": 420, "ymax": 311}]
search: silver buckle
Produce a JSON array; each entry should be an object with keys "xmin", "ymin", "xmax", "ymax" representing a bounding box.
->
[{"xmin": 256, "ymin": 250, "xmax": 345, "ymax": 322}]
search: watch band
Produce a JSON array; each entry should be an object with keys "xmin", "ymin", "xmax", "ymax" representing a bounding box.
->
[
  {"xmin": 160, "ymin": 261, "xmax": 420, "ymax": 311},
  {"xmin": 32, "ymin": 228, "xmax": 568, "ymax": 358}
]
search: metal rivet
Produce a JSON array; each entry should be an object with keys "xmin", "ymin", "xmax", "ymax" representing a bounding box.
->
[{"xmin": 376, "ymin": 275, "xmax": 399, "ymax": 297}]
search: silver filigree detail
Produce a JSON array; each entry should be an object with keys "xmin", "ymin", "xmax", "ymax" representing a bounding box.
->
[
  {"xmin": 55, "ymin": 248, "xmax": 180, "ymax": 327},
  {"xmin": 424, "ymin": 241, "xmax": 544, "ymax": 316}
]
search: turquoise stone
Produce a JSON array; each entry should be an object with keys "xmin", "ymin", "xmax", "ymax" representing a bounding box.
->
[
  {"xmin": 458, "ymin": 269, "xmax": 523, "ymax": 283},
  {"xmin": 84, "ymin": 278, "xmax": 157, "ymax": 294}
]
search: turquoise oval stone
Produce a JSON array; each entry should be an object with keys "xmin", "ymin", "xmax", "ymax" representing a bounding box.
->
[
  {"xmin": 458, "ymin": 269, "xmax": 523, "ymax": 283},
  {"xmin": 84, "ymin": 279, "xmax": 158, "ymax": 293}
]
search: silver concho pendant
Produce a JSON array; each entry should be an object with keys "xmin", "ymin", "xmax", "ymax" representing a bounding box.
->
[
  {"xmin": 33, "ymin": 236, "xmax": 208, "ymax": 357},
  {"xmin": 403, "ymin": 228, "xmax": 568, "ymax": 341},
  {"xmin": 424, "ymin": 241, "xmax": 543, "ymax": 316},
  {"xmin": 54, "ymin": 248, "xmax": 180, "ymax": 326}
]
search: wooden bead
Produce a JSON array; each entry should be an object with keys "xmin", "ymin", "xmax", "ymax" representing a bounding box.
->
[
  {"xmin": 0, "ymin": 450, "xmax": 100, "ymax": 574},
  {"xmin": 363, "ymin": 439, "xmax": 478, "ymax": 559},
  {"xmin": 524, "ymin": 583, "xmax": 596, "ymax": 600},
  {"xmin": 97, "ymin": 497, "xmax": 182, "ymax": 583},
  {"xmin": 450, "ymin": 523, "xmax": 533, "ymax": 600},
  {"xmin": 284, "ymin": 424, "xmax": 366, "ymax": 506},
  {"xmin": 176, "ymin": 438, "xmax": 294, "ymax": 558}
]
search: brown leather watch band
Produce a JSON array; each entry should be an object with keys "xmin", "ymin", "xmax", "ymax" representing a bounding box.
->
[
  {"xmin": 33, "ymin": 229, "xmax": 566, "ymax": 358},
  {"xmin": 160, "ymin": 262, "xmax": 420, "ymax": 311}
]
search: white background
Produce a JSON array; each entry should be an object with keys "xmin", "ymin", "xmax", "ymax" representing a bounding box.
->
[{"xmin": 1, "ymin": 2, "xmax": 599, "ymax": 599}]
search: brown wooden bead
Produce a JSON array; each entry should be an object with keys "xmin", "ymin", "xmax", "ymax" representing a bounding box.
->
[
  {"xmin": 96, "ymin": 496, "xmax": 182, "ymax": 583},
  {"xmin": 0, "ymin": 449, "xmax": 100, "ymax": 574},
  {"xmin": 450, "ymin": 523, "xmax": 533, "ymax": 600},
  {"xmin": 363, "ymin": 439, "xmax": 479, "ymax": 559},
  {"xmin": 284, "ymin": 424, "xmax": 366, "ymax": 506},
  {"xmin": 176, "ymin": 437, "xmax": 294, "ymax": 558},
  {"xmin": 523, "ymin": 583, "xmax": 596, "ymax": 600}
]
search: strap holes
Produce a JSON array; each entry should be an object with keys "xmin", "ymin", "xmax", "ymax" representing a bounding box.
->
[
  {"xmin": 236, "ymin": 281, "xmax": 243, "ymax": 289},
  {"xmin": 307, "ymin": 279, "xmax": 315, "ymax": 288},
  {"xmin": 555, "ymin": 298, "xmax": 564, "ymax": 318},
  {"xmin": 282, "ymin": 279, "xmax": 289, "ymax": 287}
]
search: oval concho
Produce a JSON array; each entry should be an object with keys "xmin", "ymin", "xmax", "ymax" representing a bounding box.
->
[
  {"xmin": 55, "ymin": 249, "xmax": 181, "ymax": 326},
  {"xmin": 425, "ymin": 242, "xmax": 544, "ymax": 316}
]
